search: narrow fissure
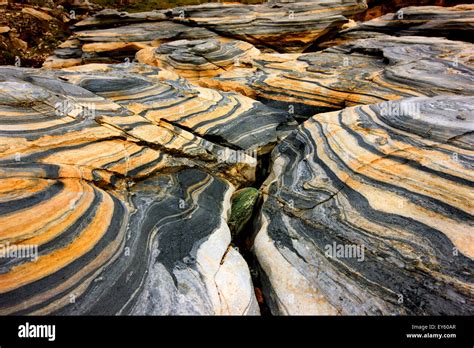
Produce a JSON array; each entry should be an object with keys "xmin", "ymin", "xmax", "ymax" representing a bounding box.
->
[{"xmin": 228, "ymin": 151, "xmax": 274, "ymax": 315}]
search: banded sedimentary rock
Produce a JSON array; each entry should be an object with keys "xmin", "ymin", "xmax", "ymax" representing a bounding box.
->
[
  {"xmin": 347, "ymin": 4, "xmax": 474, "ymax": 42},
  {"xmin": 44, "ymin": 18, "xmax": 218, "ymax": 68},
  {"xmin": 137, "ymin": 39, "xmax": 260, "ymax": 79},
  {"xmin": 72, "ymin": 8, "xmax": 168, "ymax": 29},
  {"xmin": 53, "ymin": 63, "xmax": 295, "ymax": 155},
  {"xmin": 44, "ymin": 0, "xmax": 368, "ymax": 68},
  {"xmin": 168, "ymin": 0, "xmax": 368, "ymax": 53},
  {"xmin": 254, "ymin": 95, "xmax": 474, "ymax": 315},
  {"xmin": 0, "ymin": 65, "xmax": 266, "ymax": 186},
  {"xmin": 6, "ymin": 1, "xmax": 474, "ymax": 318},
  {"xmin": 0, "ymin": 63, "xmax": 300, "ymax": 314},
  {"xmin": 0, "ymin": 164, "xmax": 259, "ymax": 315},
  {"xmin": 201, "ymin": 35, "xmax": 474, "ymax": 118}
]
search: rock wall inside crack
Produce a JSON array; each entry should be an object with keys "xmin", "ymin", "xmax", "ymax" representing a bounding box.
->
[{"xmin": 253, "ymin": 95, "xmax": 474, "ymax": 315}]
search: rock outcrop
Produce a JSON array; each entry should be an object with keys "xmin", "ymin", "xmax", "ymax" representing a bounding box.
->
[
  {"xmin": 0, "ymin": 163, "xmax": 260, "ymax": 315},
  {"xmin": 45, "ymin": 19, "xmax": 218, "ymax": 68},
  {"xmin": 254, "ymin": 95, "xmax": 474, "ymax": 315},
  {"xmin": 167, "ymin": 0, "xmax": 367, "ymax": 53},
  {"xmin": 185, "ymin": 35, "xmax": 474, "ymax": 118},
  {"xmin": 53, "ymin": 63, "xmax": 295, "ymax": 155},
  {"xmin": 351, "ymin": 0, "xmax": 469, "ymax": 21},
  {"xmin": 44, "ymin": 0, "xmax": 369, "ymax": 68},
  {"xmin": 348, "ymin": 4, "xmax": 474, "ymax": 42},
  {"xmin": 0, "ymin": 63, "xmax": 297, "ymax": 314},
  {"xmin": 1, "ymin": 1, "xmax": 473, "ymax": 317},
  {"xmin": 136, "ymin": 39, "xmax": 261, "ymax": 80}
]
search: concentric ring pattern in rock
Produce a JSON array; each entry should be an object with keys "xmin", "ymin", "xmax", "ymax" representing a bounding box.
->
[
  {"xmin": 136, "ymin": 39, "xmax": 261, "ymax": 79},
  {"xmin": 0, "ymin": 63, "xmax": 302, "ymax": 314},
  {"xmin": 0, "ymin": 163, "xmax": 259, "ymax": 315}
]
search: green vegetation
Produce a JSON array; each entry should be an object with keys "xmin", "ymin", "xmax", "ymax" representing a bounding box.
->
[{"xmin": 228, "ymin": 187, "xmax": 260, "ymax": 238}]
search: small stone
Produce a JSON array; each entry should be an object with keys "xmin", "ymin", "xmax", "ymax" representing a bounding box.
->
[{"xmin": 228, "ymin": 188, "xmax": 260, "ymax": 238}]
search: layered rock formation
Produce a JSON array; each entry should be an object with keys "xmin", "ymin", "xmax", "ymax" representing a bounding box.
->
[
  {"xmin": 0, "ymin": 163, "xmax": 260, "ymax": 315},
  {"xmin": 45, "ymin": 19, "xmax": 218, "ymax": 68},
  {"xmin": 44, "ymin": 0, "xmax": 369, "ymax": 68},
  {"xmin": 129, "ymin": 4, "xmax": 474, "ymax": 119},
  {"xmin": 1, "ymin": 1, "xmax": 473, "ymax": 316},
  {"xmin": 54, "ymin": 63, "xmax": 295, "ymax": 154},
  {"xmin": 352, "ymin": 0, "xmax": 469, "ymax": 21},
  {"xmin": 171, "ymin": 35, "xmax": 473, "ymax": 118},
  {"xmin": 136, "ymin": 39, "xmax": 261, "ymax": 80},
  {"xmin": 348, "ymin": 4, "xmax": 474, "ymax": 42},
  {"xmin": 254, "ymin": 96, "xmax": 474, "ymax": 314},
  {"xmin": 0, "ymin": 63, "xmax": 298, "ymax": 314},
  {"xmin": 167, "ymin": 0, "xmax": 367, "ymax": 53}
]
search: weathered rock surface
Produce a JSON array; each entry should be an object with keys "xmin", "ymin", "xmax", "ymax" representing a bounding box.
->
[
  {"xmin": 0, "ymin": 162, "xmax": 259, "ymax": 315},
  {"xmin": 198, "ymin": 35, "xmax": 474, "ymax": 118},
  {"xmin": 136, "ymin": 5, "xmax": 474, "ymax": 120},
  {"xmin": 254, "ymin": 95, "xmax": 474, "ymax": 315},
  {"xmin": 44, "ymin": 0, "xmax": 369, "ymax": 68},
  {"xmin": 347, "ymin": 4, "xmax": 474, "ymax": 42},
  {"xmin": 44, "ymin": 19, "xmax": 218, "ymax": 68},
  {"xmin": 137, "ymin": 39, "xmax": 260, "ymax": 80},
  {"xmin": 3, "ymin": 2, "xmax": 474, "ymax": 317},
  {"xmin": 351, "ymin": 0, "xmax": 469, "ymax": 22},
  {"xmin": 167, "ymin": 0, "xmax": 368, "ymax": 53},
  {"xmin": 0, "ymin": 63, "xmax": 298, "ymax": 314},
  {"xmin": 72, "ymin": 8, "xmax": 167, "ymax": 29},
  {"xmin": 53, "ymin": 63, "xmax": 295, "ymax": 155}
]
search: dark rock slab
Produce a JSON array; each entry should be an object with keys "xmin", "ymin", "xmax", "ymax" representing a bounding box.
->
[{"xmin": 347, "ymin": 4, "xmax": 474, "ymax": 42}]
